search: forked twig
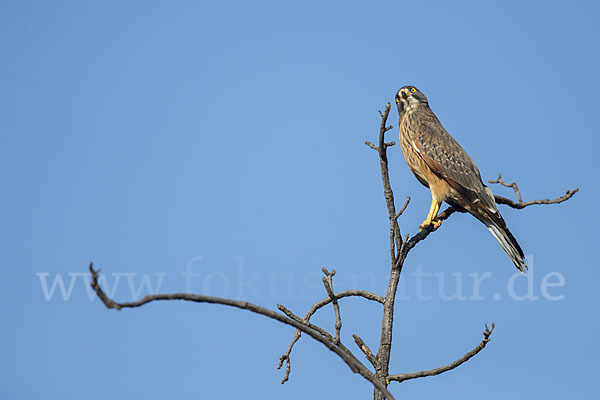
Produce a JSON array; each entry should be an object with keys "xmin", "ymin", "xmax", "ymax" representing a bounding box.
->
[
  {"xmin": 277, "ymin": 289, "xmax": 383, "ymax": 384},
  {"xmin": 489, "ymin": 173, "xmax": 523, "ymax": 202}
]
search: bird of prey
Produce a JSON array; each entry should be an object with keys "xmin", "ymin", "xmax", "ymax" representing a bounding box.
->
[{"xmin": 395, "ymin": 85, "xmax": 527, "ymax": 272}]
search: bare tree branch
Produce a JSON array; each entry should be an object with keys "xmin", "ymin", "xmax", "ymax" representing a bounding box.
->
[
  {"xmin": 353, "ymin": 334, "xmax": 379, "ymax": 370},
  {"xmin": 279, "ymin": 354, "xmax": 291, "ymax": 385},
  {"xmin": 489, "ymin": 173, "xmax": 524, "ymax": 202},
  {"xmin": 277, "ymin": 304, "xmax": 336, "ymax": 343},
  {"xmin": 366, "ymin": 141, "xmax": 379, "ymax": 151},
  {"xmin": 366, "ymin": 103, "xmax": 404, "ymax": 400},
  {"xmin": 395, "ymin": 197, "xmax": 411, "ymax": 221},
  {"xmin": 321, "ymin": 267, "xmax": 342, "ymax": 344},
  {"xmin": 400, "ymin": 180, "xmax": 579, "ymax": 259},
  {"xmin": 494, "ymin": 190, "xmax": 579, "ymax": 209},
  {"xmin": 275, "ymin": 303, "xmax": 361, "ymax": 374},
  {"xmin": 490, "ymin": 173, "xmax": 578, "ymax": 209},
  {"xmin": 387, "ymin": 323, "xmax": 495, "ymax": 383},
  {"xmin": 89, "ymin": 263, "xmax": 395, "ymax": 400},
  {"xmin": 365, "ymin": 103, "xmax": 403, "ymax": 264},
  {"xmin": 276, "ymin": 302, "xmax": 368, "ymax": 381},
  {"xmin": 277, "ymin": 289, "xmax": 383, "ymax": 384}
]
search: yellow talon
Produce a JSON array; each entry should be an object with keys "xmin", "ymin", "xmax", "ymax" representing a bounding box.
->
[
  {"xmin": 419, "ymin": 218, "xmax": 442, "ymax": 231},
  {"xmin": 419, "ymin": 198, "xmax": 442, "ymax": 231}
]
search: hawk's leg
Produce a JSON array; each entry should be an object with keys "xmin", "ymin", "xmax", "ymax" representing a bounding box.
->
[{"xmin": 420, "ymin": 198, "xmax": 442, "ymax": 231}]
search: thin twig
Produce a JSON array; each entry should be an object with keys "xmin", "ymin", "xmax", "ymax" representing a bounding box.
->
[
  {"xmin": 395, "ymin": 197, "xmax": 411, "ymax": 221},
  {"xmin": 89, "ymin": 263, "xmax": 395, "ymax": 400},
  {"xmin": 494, "ymin": 190, "xmax": 578, "ymax": 209},
  {"xmin": 277, "ymin": 355, "xmax": 291, "ymax": 384},
  {"xmin": 277, "ymin": 349, "xmax": 294, "ymax": 384},
  {"xmin": 367, "ymin": 103, "xmax": 403, "ymax": 266},
  {"xmin": 321, "ymin": 267, "xmax": 342, "ymax": 345},
  {"xmin": 489, "ymin": 173, "xmax": 523, "ymax": 202},
  {"xmin": 353, "ymin": 334, "xmax": 379, "ymax": 369},
  {"xmin": 365, "ymin": 141, "xmax": 379, "ymax": 151},
  {"xmin": 387, "ymin": 323, "xmax": 495, "ymax": 383},
  {"xmin": 397, "ymin": 233, "xmax": 410, "ymax": 264},
  {"xmin": 367, "ymin": 103, "xmax": 405, "ymax": 400}
]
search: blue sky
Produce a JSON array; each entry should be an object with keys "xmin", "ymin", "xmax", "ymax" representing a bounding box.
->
[{"xmin": 1, "ymin": 0, "xmax": 597, "ymax": 398}]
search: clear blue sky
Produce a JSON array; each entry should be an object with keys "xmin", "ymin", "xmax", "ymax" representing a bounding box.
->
[{"xmin": 1, "ymin": 1, "xmax": 597, "ymax": 399}]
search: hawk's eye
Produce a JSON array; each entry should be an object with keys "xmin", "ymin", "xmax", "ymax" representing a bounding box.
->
[
  {"xmin": 396, "ymin": 97, "xmax": 400, "ymax": 103},
  {"xmin": 410, "ymin": 87, "xmax": 417, "ymax": 93}
]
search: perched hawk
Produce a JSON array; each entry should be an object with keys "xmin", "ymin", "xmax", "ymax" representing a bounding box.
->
[{"xmin": 395, "ymin": 85, "xmax": 527, "ymax": 272}]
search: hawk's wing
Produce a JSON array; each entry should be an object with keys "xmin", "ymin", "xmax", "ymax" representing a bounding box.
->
[
  {"xmin": 409, "ymin": 119, "xmax": 496, "ymax": 212},
  {"xmin": 407, "ymin": 115, "xmax": 526, "ymax": 272}
]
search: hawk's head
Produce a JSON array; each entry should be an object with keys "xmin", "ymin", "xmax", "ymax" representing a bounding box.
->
[{"xmin": 395, "ymin": 86, "xmax": 428, "ymax": 117}]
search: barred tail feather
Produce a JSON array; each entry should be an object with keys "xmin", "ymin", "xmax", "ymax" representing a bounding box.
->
[{"xmin": 485, "ymin": 220, "xmax": 528, "ymax": 273}]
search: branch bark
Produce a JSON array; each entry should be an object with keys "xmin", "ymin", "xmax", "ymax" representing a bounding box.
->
[
  {"xmin": 89, "ymin": 263, "xmax": 396, "ymax": 400},
  {"xmin": 321, "ymin": 267, "xmax": 342, "ymax": 345},
  {"xmin": 277, "ymin": 289, "xmax": 383, "ymax": 384},
  {"xmin": 490, "ymin": 173, "xmax": 578, "ymax": 209},
  {"xmin": 387, "ymin": 323, "xmax": 495, "ymax": 383},
  {"xmin": 354, "ymin": 334, "xmax": 379, "ymax": 370},
  {"xmin": 365, "ymin": 103, "xmax": 404, "ymax": 400}
]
